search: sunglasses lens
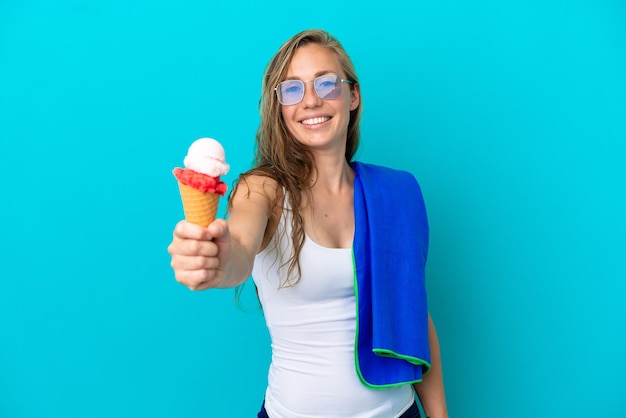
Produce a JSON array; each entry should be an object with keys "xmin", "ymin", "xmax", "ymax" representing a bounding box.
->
[
  {"xmin": 314, "ymin": 75, "xmax": 341, "ymax": 100},
  {"xmin": 276, "ymin": 75, "xmax": 345, "ymax": 105},
  {"xmin": 277, "ymin": 80, "xmax": 304, "ymax": 105}
]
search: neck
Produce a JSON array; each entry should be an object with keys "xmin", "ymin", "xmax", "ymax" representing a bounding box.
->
[{"xmin": 310, "ymin": 153, "xmax": 354, "ymax": 193}]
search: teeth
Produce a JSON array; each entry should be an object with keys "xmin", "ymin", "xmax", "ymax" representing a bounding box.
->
[{"xmin": 301, "ymin": 116, "xmax": 330, "ymax": 125}]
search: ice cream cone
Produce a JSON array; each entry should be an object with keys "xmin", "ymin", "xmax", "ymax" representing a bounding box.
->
[{"xmin": 177, "ymin": 181, "xmax": 220, "ymax": 227}]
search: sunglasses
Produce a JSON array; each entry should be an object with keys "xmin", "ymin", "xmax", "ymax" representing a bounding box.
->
[{"xmin": 275, "ymin": 74, "xmax": 355, "ymax": 106}]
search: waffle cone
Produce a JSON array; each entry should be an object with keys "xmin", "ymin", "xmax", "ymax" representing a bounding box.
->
[{"xmin": 177, "ymin": 181, "xmax": 220, "ymax": 227}]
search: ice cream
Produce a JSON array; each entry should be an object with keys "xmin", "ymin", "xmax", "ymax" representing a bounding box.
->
[{"xmin": 173, "ymin": 137, "xmax": 230, "ymax": 226}]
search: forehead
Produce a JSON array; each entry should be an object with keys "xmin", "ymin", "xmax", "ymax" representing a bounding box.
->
[{"xmin": 285, "ymin": 43, "xmax": 343, "ymax": 79}]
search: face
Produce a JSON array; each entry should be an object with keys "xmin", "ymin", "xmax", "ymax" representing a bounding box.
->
[{"xmin": 280, "ymin": 43, "xmax": 360, "ymax": 153}]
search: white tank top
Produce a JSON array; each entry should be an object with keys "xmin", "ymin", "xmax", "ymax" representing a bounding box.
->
[{"xmin": 252, "ymin": 204, "xmax": 414, "ymax": 418}]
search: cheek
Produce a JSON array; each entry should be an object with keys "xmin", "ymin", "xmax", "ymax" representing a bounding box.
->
[
  {"xmin": 280, "ymin": 106, "xmax": 299, "ymax": 135},
  {"xmin": 280, "ymin": 106, "xmax": 296, "ymax": 124},
  {"xmin": 339, "ymin": 96, "xmax": 354, "ymax": 118},
  {"xmin": 280, "ymin": 103, "xmax": 293, "ymax": 115}
]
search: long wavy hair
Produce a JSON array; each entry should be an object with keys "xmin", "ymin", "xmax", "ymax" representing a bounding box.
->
[{"xmin": 230, "ymin": 29, "xmax": 362, "ymax": 288}]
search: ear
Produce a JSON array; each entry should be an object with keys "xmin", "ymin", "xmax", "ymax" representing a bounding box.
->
[{"xmin": 349, "ymin": 83, "xmax": 360, "ymax": 111}]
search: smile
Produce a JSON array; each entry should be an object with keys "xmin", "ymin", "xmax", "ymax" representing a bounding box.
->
[{"xmin": 300, "ymin": 116, "xmax": 331, "ymax": 125}]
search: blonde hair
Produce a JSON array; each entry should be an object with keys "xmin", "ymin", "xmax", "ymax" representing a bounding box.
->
[{"xmin": 231, "ymin": 29, "xmax": 362, "ymax": 287}]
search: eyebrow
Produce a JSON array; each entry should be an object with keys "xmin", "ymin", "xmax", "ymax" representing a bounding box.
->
[{"xmin": 284, "ymin": 70, "xmax": 336, "ymax": 81}]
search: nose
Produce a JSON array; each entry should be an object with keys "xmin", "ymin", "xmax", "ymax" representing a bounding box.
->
[{"xmin": 301, "ymin": 80, "xmax": 323, "ymax": 108}]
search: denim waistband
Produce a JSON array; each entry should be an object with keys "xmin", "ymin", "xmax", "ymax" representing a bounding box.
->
[{"xmin": 257, "ymin": 400, "xmax": 421, "ymax": 418}]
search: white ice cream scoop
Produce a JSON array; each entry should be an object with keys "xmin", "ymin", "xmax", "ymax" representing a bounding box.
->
[{"xmin": 183, "ymin": 137, "xmax": 230, "ymax": 177}]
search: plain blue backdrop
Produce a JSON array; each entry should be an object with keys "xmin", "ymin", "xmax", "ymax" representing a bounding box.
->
[{"xmin": 1, "ymin": 1, "xmax": 625, "ymax": 417}]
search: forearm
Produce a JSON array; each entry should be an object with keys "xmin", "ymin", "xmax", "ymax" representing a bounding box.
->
[
  {"xmin": 216, "ymin": 236, "xmax": 255, "ymax": 289},
  {"xmin": 413, "ymin": 314, "xmax": 448, "ymax": 418},
  {"xmin": 215, "ymin": 174, "xmax": 277, "ymax": 289}
]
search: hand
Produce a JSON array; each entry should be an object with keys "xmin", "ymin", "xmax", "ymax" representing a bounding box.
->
[{"xmin": 167, "ymin": 219, "xmax": 231, "ymax": 290}]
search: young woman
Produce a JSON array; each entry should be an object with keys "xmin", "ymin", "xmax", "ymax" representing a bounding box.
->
[{"xmin": 168, "ymin": 29, "xmax": 448, "ymax": 418}]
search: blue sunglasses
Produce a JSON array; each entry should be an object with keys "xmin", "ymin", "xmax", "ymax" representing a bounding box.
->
[{"xmin": 275, "ymin": 74, "xmax": 354, "ymax": 105}]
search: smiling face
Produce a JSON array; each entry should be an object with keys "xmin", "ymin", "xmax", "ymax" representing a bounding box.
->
[{"xmin": 280, "ymin": 43, "xmax": 360, "ymax": 154}]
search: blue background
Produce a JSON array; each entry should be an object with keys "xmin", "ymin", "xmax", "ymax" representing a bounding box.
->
[{"xmin": 1, "ymin": 1, "xmax": 625, "ymax": 417}]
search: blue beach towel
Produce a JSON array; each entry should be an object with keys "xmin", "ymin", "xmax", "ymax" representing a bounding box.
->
[{"xmin": 352, "ymin": 162, "xmax": 431, "ymax": 388}]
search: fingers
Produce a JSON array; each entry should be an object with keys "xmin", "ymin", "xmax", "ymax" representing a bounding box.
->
[
  {"xmin": 206, "ymin": 218, "xmax": 228, "ymax": 240},
  {"xmin": 173, "ymin": 220, "xmax": 210, "ymax": 241},
  {"xmin": 168, "ymin": 219, "xmax": 229, "ymax": 291},
  {"xmin": 169, "ymin": 251, "xmax": 221, "ymax": 290},
  {"xmin": 169, "ymin": 235, "xmax": 217, "ymax": 257},
  {"xmin": 172, "ymin": 267, "xmax": 220, "ymax": 291},
  {"xmin": 169, "ymin": 252, "xmax": 220, "ymax": 271},
  {"xmin": 170, "ymin": 221, "xmax": 216, "ymax": 257}
]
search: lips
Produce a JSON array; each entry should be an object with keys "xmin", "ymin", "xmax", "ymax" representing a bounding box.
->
[{"xmin": 300, "ymin": 116, "xmax": 331, "ymax": 125}]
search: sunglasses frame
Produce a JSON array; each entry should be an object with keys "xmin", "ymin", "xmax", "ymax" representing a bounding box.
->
[{"xmin": 275, "ymin": 74, "xmax": 355, "ymax": 106}]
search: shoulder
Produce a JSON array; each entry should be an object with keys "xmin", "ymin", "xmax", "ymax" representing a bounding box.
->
[
  {"xmin": 233, "ymin": 173, "xmax": 282, "ymax": 203},
  {"xmin": 230, "ymin": 173, "xmax": 284, "ymax": 232},
  {"xmin": 352, "ymin": 161, "xmax": 419, "ymax": 187}
]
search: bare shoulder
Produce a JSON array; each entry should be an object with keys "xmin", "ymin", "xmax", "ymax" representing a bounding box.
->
[{"xmin": 231, "ymin": 174, "xmax": 282, "ymax": 210}]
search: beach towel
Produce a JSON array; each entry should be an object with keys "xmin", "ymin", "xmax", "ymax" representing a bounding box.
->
[{"xmin": 352, "ymin": 161, "xmax": 432, "ymax": 388}]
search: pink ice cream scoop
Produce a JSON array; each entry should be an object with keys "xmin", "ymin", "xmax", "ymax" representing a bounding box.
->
[{"xmin": 183, "ymin": 137, "xmax": 230, "ymax": 177}]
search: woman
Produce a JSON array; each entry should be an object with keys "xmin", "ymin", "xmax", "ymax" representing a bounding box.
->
[{"xmin": 168, "ymin": 29, "xmax": 448, "ymax": 418}]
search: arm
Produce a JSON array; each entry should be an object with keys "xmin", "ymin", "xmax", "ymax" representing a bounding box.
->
[
  {"xmin": 168, "ymin": 174, "xmax": 279, "ymax": 290},
  {"xmin": 413, "ymin": 313, "xmax": 448, "ymax": 418}
]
